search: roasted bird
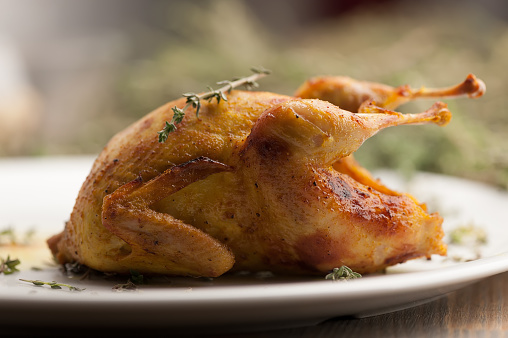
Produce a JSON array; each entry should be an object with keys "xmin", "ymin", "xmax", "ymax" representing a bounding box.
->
[{"xmin": 48, "ymin": 73, "xmax": 485, "ymax": 277}]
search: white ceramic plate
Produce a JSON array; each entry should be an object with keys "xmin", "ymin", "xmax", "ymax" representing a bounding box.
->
[{"xmin": 1, "ymin": 156, "xmax": 508, "ymax": 331}]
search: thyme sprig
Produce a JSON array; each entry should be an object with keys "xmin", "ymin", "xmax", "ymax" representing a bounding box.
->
[
  {"xmin": 112, "ymin": 280, "xmax": 138, "ymax": 292},
  {"xmin": 449, "ymin": 224, "xmax": 487, "ymax": 246},
  {"xmin": 129, "ymin": 270, "xmax": 144, "ymax": 285},
  {"xmin": 157, "ymin": 66, "xmax": 271, "ymax": 142},
  {"xmin": 0, "ymin": 256, "xmax": 20, "ymax": 275},
  {"xmin": 325, "ymin": 266, "xmax": 362, "ymax": 281},
  {"xmin": 112, "ymin": 270, "xmax": 144, "ymax": 292},
  {"xmin": 19, "ymin": 279, "xmax": 85, "ymax": 291}
]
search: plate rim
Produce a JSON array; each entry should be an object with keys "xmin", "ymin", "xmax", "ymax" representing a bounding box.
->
[{"xmin": 1, "ymin": 156, "xmax": 508, "ymax": 328}]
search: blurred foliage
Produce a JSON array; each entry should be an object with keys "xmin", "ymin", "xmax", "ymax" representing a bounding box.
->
[{"xmin": 80, "ymin": 0, "xmax": 507, "ymax": 188}]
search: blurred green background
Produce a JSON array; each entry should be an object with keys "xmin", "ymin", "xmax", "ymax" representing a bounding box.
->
[{"xmin": 1, "ymin": 0, "xmax": 507, "ymax": 188}]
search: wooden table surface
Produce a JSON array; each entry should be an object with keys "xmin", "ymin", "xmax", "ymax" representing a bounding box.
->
[
  {"xmin": 232, "ymin": 271, "xmax": 508, "ymax": 338},
  {"xmin": 5, "ymin": 271, "xmax": 508, "ymax": 337}
]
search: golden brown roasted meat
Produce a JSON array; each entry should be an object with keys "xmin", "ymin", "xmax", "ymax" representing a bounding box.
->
[
  {"xmin": 48, "ymin": 74, "xmax": 485, "ymax": 277},
  {"xmin": 294, "ymin": 73, "xmax": 486, "ymax": 111}
]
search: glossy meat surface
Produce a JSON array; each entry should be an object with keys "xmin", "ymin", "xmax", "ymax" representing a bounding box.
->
[{"xmin": 48, "ymin": 75, "xmax": 485, "ymax": 277}]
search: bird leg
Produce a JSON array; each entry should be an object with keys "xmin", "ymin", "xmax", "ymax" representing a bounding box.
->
[
  {"xmin": 244, "ymin": 99, "xmax": 451, "ymax": 165},
  {"xmin": 356, "ymin": 101, "xmax": 452, "ymax": 128},
  {"xmin": 295, "ymin": 74, "xmax": 485, "ymax": 111},
  {"xmin": 402, "ymin": 73, "xmax": 486, "ymax": 101}
]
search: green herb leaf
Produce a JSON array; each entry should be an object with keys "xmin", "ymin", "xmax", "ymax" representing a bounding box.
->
[
  {"xmin": 250, "ymin": 66, "xmax": 271, "ymax": 75},
  {"xmin": 112, "ymin": 270, "xmax": 145, "ymax": 291},
  {"xmin": 171, "ymin": 106, "xmax": 186, "ymax": 124},
  {"xmin": 30, "ymin": 280, "xmax": 45, "ymax": 286},
  {"xmin": 449, "ymin": 224, "xmax": 487, "ymax": 246},
  {"xmin": 112, "ymin": 280, "xmax": 138, "ymax": 292},
  {"xmin": 19, "ymin": 279, "xmax": 85, "ymax": 291},
  {"xmin": 157, "ymin": 121, "xmax": 176, "ymax": 143},
  {"xmin": 325, "ymin": 266, "xmax": 362, "ymax": 281},
  {"xmin": 0, "ymin": 255, "xmax": 21, "ymax": 275},
  {"xmin": 129, "ymin": 270, "xmax": 144, "ymax": 285},
  {"xmin": 216, "ymin": 80, "xmax": 235, "ymax": 93}
]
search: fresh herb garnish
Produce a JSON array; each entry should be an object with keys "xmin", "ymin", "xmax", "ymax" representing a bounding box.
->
[
  {"xmin": 157, "ymin": 66, "xmax": 271, "ymax": 142},
  {"xmin": 19, "ymin": 279, "xmax": 85, "ymax": 291},
  {"xmin": 62, "ymin": 261, "xmax": 90, "ymax": 278},
  {"xmin": 0, "ymin": 256, "xmax": 20, "ymax": 275},
  {"xmin": 325, "ymin": 266, "xmax": 362, "ymax": 281},
  {"xmin": 449, "ymin": 224, "xmax": 487, "ymax": 246},
  {"xmin": 129, "ymin": 270, "xmax": 144, "ymax": 285},
  {"xmin": 446, "ymin": 224, "xmax": 487, "ymax": 262},
  {"xmin": 112, "ymin": 270, "xmax": 145, "ymax": 292},
  {"xmin": 112, "ymin": 280, "xmax": 138, "ymax": 292}
]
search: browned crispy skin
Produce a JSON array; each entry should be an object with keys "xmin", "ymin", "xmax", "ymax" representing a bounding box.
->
[
  {"xmin": 101, "ymin": 157, "xmax": 235, "ymax": 277},
  {"xmin": 49, "ymin": 91, "xmax": 292, "ymax": 276},
  {"xmin": 48, "ymin": 75, "xmax": 484, "ymax": 277},
  {"xmin": 295, "ymin": 74, "xmax": 485, "ymax": 111},
  {"xmin": 223, "ymin": 100, "xmax": 447, "ymax": 274}
]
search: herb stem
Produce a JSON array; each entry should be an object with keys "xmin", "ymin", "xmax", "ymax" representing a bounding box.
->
[
  {"xmin": 325, "ymin": 266, "xmax": 362, "ymax": 281},
  {"xmin": 215, "ymin": 67, "xmax": 271, "ymax": 94},
  {"xmin": 157, "ymin": 67, "xmax": 271, "ymax": 142},
  {"xmin": 19, "ymin": 279, "xmax": 85, "ymax": 291},
  {"xmin": 0, "ymin": 255, "xmax": 20, "ymax": 275}
]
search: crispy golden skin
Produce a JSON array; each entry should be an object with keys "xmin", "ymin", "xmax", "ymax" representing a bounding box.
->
[
  {"xmin": 48, "ymin": 75, "xmax": 485, "ymax": 277},
  {"xmin": 294, "ymin": 73, "xmax": 486, "ymax": 111}
]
